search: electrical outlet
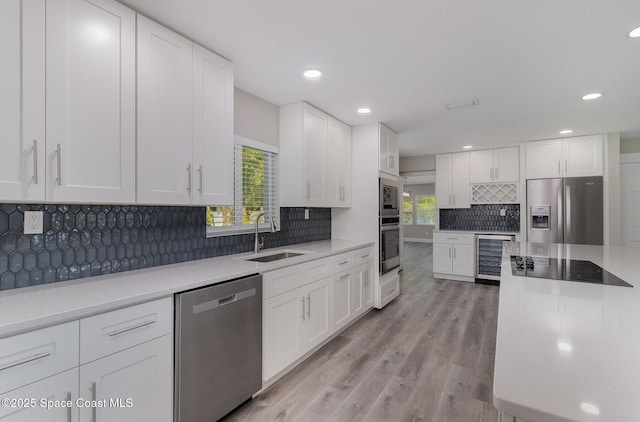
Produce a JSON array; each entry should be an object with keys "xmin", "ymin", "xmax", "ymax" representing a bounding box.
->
[
  {"xmin": 304, "ymin": 209, "xmax": 310, "ymax": 220},
  {"xmin": 500, "ymin": 209, "xmax": 506, "ymax": 217},
  {"xmin": 24, "ymin": 211, "xmax": 43, "ymax": 234}
]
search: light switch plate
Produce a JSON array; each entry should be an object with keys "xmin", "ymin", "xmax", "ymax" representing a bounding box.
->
[
  {"xmin": 304, "ymin": 209, "xmax": 310, "ymax": 220},
  {"xmin": 24, "ymin": 211, "xmax": 43, "ymax": 234}
]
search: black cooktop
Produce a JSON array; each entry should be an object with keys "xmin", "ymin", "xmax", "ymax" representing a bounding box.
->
[{"xmin": 510, "ymin": 256, "xmax": 633, "ymax": 287}]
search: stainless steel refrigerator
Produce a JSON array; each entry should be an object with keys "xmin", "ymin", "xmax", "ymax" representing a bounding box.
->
[{"xmin": 526, "ymin": 176, "xmax": 603, "ymax": 245}]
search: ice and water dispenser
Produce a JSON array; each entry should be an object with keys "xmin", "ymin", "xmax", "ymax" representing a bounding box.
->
[{"xmin": 530, "ymin": 205, "xmax": 550, "ymax": 230}]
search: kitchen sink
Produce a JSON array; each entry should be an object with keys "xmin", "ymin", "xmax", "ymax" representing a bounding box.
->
[{"xmin": 244, "ymin": 251, "xmax": 305, "ymax": 262}]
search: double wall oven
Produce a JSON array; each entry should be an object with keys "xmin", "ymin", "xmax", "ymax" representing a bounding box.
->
[{"xmin": 379, "ymin": 177, "xmax": 401, "ymax": 274}]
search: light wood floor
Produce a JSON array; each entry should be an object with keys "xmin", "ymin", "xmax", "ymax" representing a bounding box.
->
[{"xmin": 224, "ymin": 242, "xmax": 500, "ymax": 421}]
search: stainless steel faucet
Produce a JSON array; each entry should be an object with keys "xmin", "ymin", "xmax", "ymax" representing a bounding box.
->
[{"xmin": 254, "ymin": 212, "xmax": 277, "ymax": 254}]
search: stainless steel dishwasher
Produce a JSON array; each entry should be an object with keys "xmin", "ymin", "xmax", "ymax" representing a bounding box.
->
[{"xmin": 175, "ymin": 274, "xmax": 262, "ymax": 422}]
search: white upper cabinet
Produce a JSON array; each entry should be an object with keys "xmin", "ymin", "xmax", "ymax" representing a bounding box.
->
[
  {"xmin": 137, "ymin": 16, "xmax": 234, "ymax": 205},
  {"xmin": 327, "ymin": 116, "xmax": 352, "ymax": 206},
  {"xmin": 137, "ymin": 16, "xmax": 193, "ymax": 205},
  {"xmin": 379, "ymin": 124, "xmax": 399, "ymax": 176},
  {"xmin": 525, "ymin": 135, "xmax": 603, "ymax": 179},
  {"xmin": 46, "ymin": 0, "xmax": 136, "ymax": 203},
  {"xmin": 192, "ymin": 44, "xmax": 234, "ymax": 205},
  {"xmin": 436, "ymin": 152, "xmax": 470, "ymax": 208},
  {"xmin": 279, "ymin": 102, "xmax": 352, "ymax": 208},
  {"xmin": 470, "ymin": 147, "xmax": 520, "ymax": 183},
  {"xmin": 0, "ymin": 0, "xmax": 45, "ymax": 202}
]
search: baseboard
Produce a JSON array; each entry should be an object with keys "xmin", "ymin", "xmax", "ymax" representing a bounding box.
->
[
  {"xmin": 433, "ymin": 273, "xmax": 475, "ymax": 283},
  {"xmin": 403, "ymin": 238, "xmax": 433, "ymax": 243}
]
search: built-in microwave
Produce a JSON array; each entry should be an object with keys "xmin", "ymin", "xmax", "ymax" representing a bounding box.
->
[{"xmin": 379, "ymin": 177, "xmax": 400, "ymax": 218}]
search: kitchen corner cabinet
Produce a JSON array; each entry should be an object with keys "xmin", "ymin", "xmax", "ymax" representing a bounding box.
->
[
  {"xmin": 137, "ymin": 16, "xmax": 233, "ymax": 205},
  {"xmin": 435, "ymin": 152, "xmax": 471, "ymax": 208},
  {"xmin": 433, "ymin": 232, "xmax": 475, "ymax": 278},
  {"xmin": 0, "ymin": 0, "xmax": 136, "ymax": 204},
  {"xmin": 279, "ymin": 102, "xmax": 352, "ymax": 208},
  {"xmin": 379, "ymin": 124, "xmax": 400, "ymax": 176},
  {"xmin": 525, "ymin": 135, "xmax": 603, "ymax": 179},
  {"xmin": 470, "ymin": 147, "xmax": 519, "ymax": 183}
]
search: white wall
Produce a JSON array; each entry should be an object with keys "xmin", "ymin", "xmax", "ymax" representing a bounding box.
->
[
  {"xmin": 399, "ymin": 155, "xmax": 436, "ymax": 173},
  {"xmin": 234, "ymin": 87, "xmax": 279, "ymax": 147},
  {"xmin": 620, "ymin": 138, "xmax": 640, "ymax": 154}
]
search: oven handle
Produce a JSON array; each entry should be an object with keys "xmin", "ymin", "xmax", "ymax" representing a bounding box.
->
[{"xmin": 380, "ymin": 225, "xmax": 400, "ymax": 231}]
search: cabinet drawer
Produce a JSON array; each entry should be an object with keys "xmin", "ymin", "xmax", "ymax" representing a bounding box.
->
[
  {"xmin": 0, "ymin": 321, "xmax": 79, "ymax": 395},
  {"xmin": 80, "ymin": 297, "xmax": 172, "ymax": 364},
  {"xmin": 433, "ymin": 232, "xmax": 475, "ymax": 245},
  {"xmin": 263, "ymin": 258, "xmax": 331, "ymax": 299},
  {"xmin": 331, "ymin": 252, "xmax": 353, "ymax": 272},
  {"xmin": 352, "ymin": 247, "xmax": 373, "ymax": 265},
  {"xmin": 380, "ymin": 274, "xmax": 400, "ymax": 308}
]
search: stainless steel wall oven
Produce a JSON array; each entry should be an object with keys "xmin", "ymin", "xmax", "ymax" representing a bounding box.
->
[{"xmin": 379, "ymin": 177, "xmax": 401, "ymax": 274}]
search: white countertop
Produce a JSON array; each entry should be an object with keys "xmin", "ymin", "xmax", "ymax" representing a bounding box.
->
[
  {"xmin": 0, "ymin": 239, "xmax": 372, "ymax": 338},
  {"xmin": 433, "ymin": 230, "xmax": 520, "ymax": 235},
  {"xmin": 494, "ymin": 242, "xmax": 640, "ymax": 422}
]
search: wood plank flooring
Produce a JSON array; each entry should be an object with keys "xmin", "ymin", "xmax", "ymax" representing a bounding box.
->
[{"xmin": 224, "ymin": 242, "xmax": 500, "ymax": 421}]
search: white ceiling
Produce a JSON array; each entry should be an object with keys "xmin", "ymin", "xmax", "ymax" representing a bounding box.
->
[{"xmin": 120, "ymin": 0, "xmax": 640, "ymax": 156}]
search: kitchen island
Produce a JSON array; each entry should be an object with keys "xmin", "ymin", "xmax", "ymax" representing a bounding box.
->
[{"xmin": 494, "ymin": 242, "xmax": 640, "ymax": 421}]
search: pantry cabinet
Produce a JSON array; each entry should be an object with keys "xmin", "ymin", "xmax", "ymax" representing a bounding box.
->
[
  {"xmin": 470, "ymin": 147, "xmax": 519, "ymax": 183},
  {"xmin": 525, "ymin": 135, "xmax": 603, "ymax": 179},
  {"xmin": 436, "ymin": 152, "xmax": 471, "ymax": 208},
  {"xmin": 0, "ymin": 0, "xmax": 136, "ymax": 204},
  {"xmin": 279, "ymin": 102, "xmax": 352, "ymax": 208},
  {"xmin": 137, "ymin": 16, "xmax": 233, "ymax": 205}
]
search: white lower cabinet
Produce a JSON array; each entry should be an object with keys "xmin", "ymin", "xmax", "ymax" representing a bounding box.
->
[
  {"xmin": 78, "ymin": 335, "xmax": 172, "ymax": 422},
  {"xmin": 263, "ymin": 247, "xmax": 374, "ymax": 382},
  {"xmin": 433, "ymin": 232, "xmax": 476, "ymax": 280},
  {"xmin": 0, "ymin": 369, "xmax": 78, "ymax": 422}
]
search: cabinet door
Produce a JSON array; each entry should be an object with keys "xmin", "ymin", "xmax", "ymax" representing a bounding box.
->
[
  {"xmin": 46, "ymin": 0, "xmax": 136, "ymax": 203},
  {"xmin": 0, "ymin": 369, "xmax": 78, "ymax": 421},
  {"xmin": 525, "ymin": 139, "xmax": 563, "ymax": 179},
  {"xmin": 563, "ymin": 135, "xmax": 603, "ymax": 177},
  {"xmin": 303, "ymin": 277, "xmax": 331, "ymax": 350},
  {"xmin": 452, "ymin": 243, "xmax": 475, "ymax": 276},
  {"xmin": 387, "ymin": 129, "xmax": 400, "ymax": 176},
  {"xmin": 331, "ymin": 271, "xmax": 352, "ymax": 331},
  {"xmin": 303, "ymin": 104, "xmax": 328, "ymax": 205},
  {"xmin": 327, "ymin": 117, "xmax": 352, "ymax": 207},
  {"xmin": 433, "ymin": 243, "xmax": 453, "ymax": 274},
  {"xmin": 192, "ymin": 43, "xmax": 234, "ymax": 205},
  {"xmin": 435, "ymin": 154, "xmax": 452, "ymax": 208},
  {"xmin": 379, "ymin": 124, "xmax": 399, "ymax": 176},
  {"xmin": 263, "ymin": 288, "xmax": 305, "ymax": 380},
  {"xmin": 137, "ymin": 16, "xmax": 193, "ymax": 205},
  {"xmin": 79, "ymin": 335, "xmax": 172, "ymax": 422},
  {"xmin": 350, "ymin": 266, "xmax": 364, "ymax": 317},
  {"xmin": 494, "ymin": 147, "xmax": 520, "ymax": 182},
  {"xmin": 361, "ymin": 263, "xmax": 374, "ymax": 309},
  {"xmin": 451, "ymin": 152, "xmax": 470, "ymax": 208},
  {"xmin": 469, "ymin": 150, "xmax": 494, "ymax": 183},
  {"xmin": 0, "ymin": 0, "xmax": 45, "ymax": 202}
]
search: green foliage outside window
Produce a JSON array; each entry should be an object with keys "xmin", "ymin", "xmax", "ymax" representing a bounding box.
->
[
  {"xmin": 416, "ymin": 195, "xmax": 436, "ymax": 225},
  {"xmin": 402, "ymin": 195, "xmax": 413, "ymax": 224}
]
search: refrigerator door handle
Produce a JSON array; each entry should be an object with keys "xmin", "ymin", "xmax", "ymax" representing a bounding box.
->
[
  {"xmin": 557, "ymin": 189, "xmax": 563, "ymax": 243},
  {"xmin": 565, "ymin": 185, "xmax": 571, "ymax": 241}
]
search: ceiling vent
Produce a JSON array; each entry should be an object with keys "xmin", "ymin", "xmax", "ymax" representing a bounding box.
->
[{"xmin": 446, "ymin": 98, "xmax": 480, "ymax": 110}]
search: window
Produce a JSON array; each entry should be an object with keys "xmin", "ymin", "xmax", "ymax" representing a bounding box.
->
[
  {"xmin": 415, "ymin": 195, "xmax": 436, "ymax": 225},
  {"xmin": 402, "ymin": 194, "xmax": 413, "ymax": 224},
  {"xmin": 206, "ymin": 139, "xmax": 279, "ymax": 236}
]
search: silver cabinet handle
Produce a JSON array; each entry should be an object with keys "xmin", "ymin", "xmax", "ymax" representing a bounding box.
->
[
  {"xmin": 557, "ymin": 160, "xmax": 561, "ymax": 175},
  {"xmin": 66, "ymin": 392, "xmax": 72, "ymax": 422},
  {"xmin": 301, "ymin": 297, "xmax": 305, "ymax": 320},
  {"xmin": 453, "ymin": 247, "xmax": 456, "ymax": 259},
  {"xmin": 56, "ymin": 143, "xmax": 62, "ymax": 186},
  {"xmin": 360, "ymin": 254, "xmax": 370, "ymax": 259},
  {"xmin": 449, "ymin": 194, "xmax": 452, "ymax": 205},
  {"xmin": 0, "ymin": 351, "xmax": 51, "ymax": 371},
  {"xmin": 198, "ymin": 165, "xmax": 203, "ymax": 193},
  {"xmin": 339, "ymin": 274, "xmax": 349, "ymax": 280},
  {"xmin": 107, "ymin": 320, "xmax": 155, "ymax": 337},
  {"xmin": 495, "ymin": 168, "xmax": 499, "ymax": 180},
  {"xmin": 453, "ymin": 194, "xmax": 456, "ymax": 205},
  {"xmin": 32, "ymin": 140, "xmax": 38, "ymax": 184},
  {"xmin": 306, "ymin": 294, "xmax": 311, "ymax": 318},
  {"xmin": 90, "ymin": 382, "xmax": 97, "ymax": 422},
  {"xmin": 338, "ymin": 259, "xmax": 349, "ymax": 266},
  {"xmin": 306, "ymin": 181, "xmax": 310, "ymax": 200},
  {"xmin": 186, "ymin": 163, "xmax": 192, "ymax": 193},
  {"xmin": 565, "ymin": 160, "xmax": 568, "ymax": 174}
]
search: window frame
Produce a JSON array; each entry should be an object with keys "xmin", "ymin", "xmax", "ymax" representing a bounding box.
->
[{"xmin": 206, "ymin": 136, "xmax": 280, "ymax": 237}]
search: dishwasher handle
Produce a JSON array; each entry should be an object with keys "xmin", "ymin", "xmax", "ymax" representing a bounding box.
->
[{"xmin": 192, "ymin": 288, "xmax": 256, "ymax": 314}]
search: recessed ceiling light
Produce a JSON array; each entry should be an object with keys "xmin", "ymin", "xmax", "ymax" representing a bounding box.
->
[
  {"xmin": 463, "ymin": 145, "xmax": 473, "ymax": 149},
  {"xmin": 357, "ymin": 107, "xmax": 371, "ymax": 114},
  {"xmin": 580, "ymin": 402, "xmax": 600, "ymax": 415},
  {"xmin": 582, "ymin": 93, "xmax": 602, "ymax": 100},
  {"xmin": 627, "ymin": 25, "xmax": 640, "ymax": 38},
  {"xmin": 303, "ymin": 69, "xmax": 323, "ymax": 80},
  {"xmin": 557, "ymin": 340, "xmax": 573, "ymax": 352},
  {"xmin": 559, "ymin": 129, "xmax": 573, "ymax": 134}
]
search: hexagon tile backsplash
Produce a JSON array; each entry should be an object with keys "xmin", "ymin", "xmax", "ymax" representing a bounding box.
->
[
  {"xmin": 439, "ymin": 204, "xmax": 520, "ymax": 232},
  {"xmin": 0, "ymin": 205, "xmax": 331, "ymax": 291}
]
